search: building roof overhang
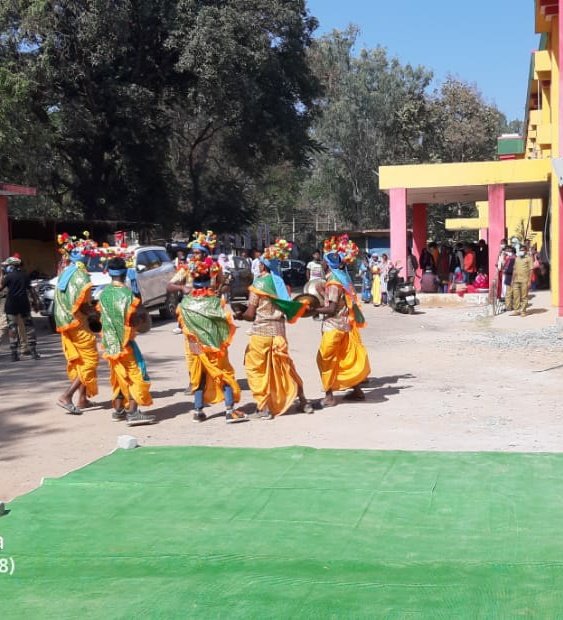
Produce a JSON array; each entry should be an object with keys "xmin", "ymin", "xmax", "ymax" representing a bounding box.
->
[
  {"xmin": 378, "ymin": 158, "xmax": 551, "ymax": 205},
  {"xmin": 0, "ymin": 183, "xmax": 37, "ymax": 197}
]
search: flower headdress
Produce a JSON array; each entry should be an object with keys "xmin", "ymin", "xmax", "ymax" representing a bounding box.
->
[
  {"xmin": 323, "ymin": 234, "xmax": 359, "ymax": 265},
  {"xmin": 263, "ymin": 239, "xmax": 293, "ymax": 261},
  {"xmin": 188, "ymin": 230, "xmax": 217, "ymax": 255},
  {"xmin": 57, "ymin": 231, "xmax": 99, "ymax": 261},
  {"xmin": 99, "ymin": 247, "xmax": 135, "ymax": 269},
  {"xmin": 184, "ymin": 230, "xmax": 220, "ymax": 281}
]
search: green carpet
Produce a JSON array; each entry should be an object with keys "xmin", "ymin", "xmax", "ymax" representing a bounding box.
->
[{"xmin": 2, "ymin": 447, "xmax": 563, "ymax": 618}]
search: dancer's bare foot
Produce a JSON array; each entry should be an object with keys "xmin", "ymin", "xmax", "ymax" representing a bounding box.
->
[
  {"xmin": 321, "ymin": 395, "xmax": 337, "ymax": 408},
  {"xmin": 297, "ymin": 398, "xmax": 314, "ymax": 414},
  {"xmin": 343, "ymin": 386, "xmax": 365, "ymax": 401},
  {"xmin": 77, "ymin": 398, "xmax": 96, "ymax": 409}
]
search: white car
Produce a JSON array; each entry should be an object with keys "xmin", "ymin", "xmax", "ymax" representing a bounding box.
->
[{"xmin": 41, "ymin": 245, "xmax": 178, "ymax": 331}]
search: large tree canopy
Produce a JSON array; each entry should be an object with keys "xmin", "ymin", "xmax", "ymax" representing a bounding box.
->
[
  {"xmin": 0, "ymin": 0, "xmax": 320, "ymax": 230},
  {"xmin": 303, "ymin": 26, "xmax": 433, "ymax": 228}
]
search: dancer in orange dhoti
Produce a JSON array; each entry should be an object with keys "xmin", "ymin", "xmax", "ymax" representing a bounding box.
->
[
  {"xmin": 167, "ymin": 231, "xmax": 246, "ymax": 424},
  {"xmin": 54, "ymin": 235, "xmax": 99, "ymax": 415},
  {"xmin": 98, "ymin": 257, "xmax": 155, "ymax": 426},
  {"xmin": 314, "ymin": 235, "xmax": 370, "ymax": 407},
  {"xmin": 235, "ymin": 240, "xmax": 313, "ymax": 419}
]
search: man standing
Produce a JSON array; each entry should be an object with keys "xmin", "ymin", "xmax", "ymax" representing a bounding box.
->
[
  {"xmin": 306, "ymin": 250, "xmax": 324, "ymax": 282},
  {"xmin": 167, "ymin": 231, "xmax": 246, "ymax": 424},
  {"xmin": 240, "ymin": 249, "xmax": 252, "ymax": 271},
  {"xmin": 236, "ymin": 241, "xmax": 313, "ymax": 419},
  {"xmin": 314, "ymin": 235, "xmax": 370, "ymax": 407},
  {"xmin": 99, "ymin": 257, "xmax": 156, "ymax": 426},
  {"xmin": 502, "ymin": 247, "xmax": 516, "ymax": 312},
  {"xmin": 54, "ymin": 243, "xmax": 99, "ymax": 415},
  {"xmin": 0, "ymin": 256, "xmax": 40, "ymax": 362},
  {"xmin": 250, "ymin": 248, "xmax": 262, "ymax": 281},
  {"xmin": 510, "ymin": 246, "xmax": 534, "ymax": 317}
]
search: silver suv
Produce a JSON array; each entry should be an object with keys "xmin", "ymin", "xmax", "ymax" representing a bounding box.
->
[{"xmin": 41, "ymin": 245, "xmax": 178, "ymax": 331}]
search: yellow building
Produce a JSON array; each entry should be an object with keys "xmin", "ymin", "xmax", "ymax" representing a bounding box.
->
[
  {"xmin": 445, "ymin": 198, "xmax": 545, "ymax": 251},
  {"xmin": 379, "ymin": 0, "xmax": 563, "ymax": 314}
]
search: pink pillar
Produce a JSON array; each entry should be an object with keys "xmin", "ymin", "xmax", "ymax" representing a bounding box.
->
[
  {"xmin": 558, "ymin": 5, "xmax": 563, "ymax": 316},
  {"xmin": 0, "ymin": 196, "xmax": 9, "ymax": 260},
  {"xmin": 487, "ymin": 184, "xmax": 506, "ymax": 283},
  {"xmin": 559, "ymin": 188, "xmax": 563, "ymax": 317},
  {"xmin": 389, "ymin": 188, "xmax": 408, "ymax": 273},
  {"xmin": 412, "ymin": 203, "xmax": 427, "ymax": 288}
]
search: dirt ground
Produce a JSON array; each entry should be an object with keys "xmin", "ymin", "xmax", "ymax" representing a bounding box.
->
[{"xmin": 1, "ymin": 290, "xmax": 562, "ymax": 502}]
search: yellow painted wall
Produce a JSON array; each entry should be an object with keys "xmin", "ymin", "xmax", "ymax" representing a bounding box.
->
[{"xmin": 445, "ymin": 199, "xmax": 544, "ymax": 249}]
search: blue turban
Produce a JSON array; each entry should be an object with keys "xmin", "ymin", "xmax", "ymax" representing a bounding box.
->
[
  {"xmin": 58, "ymin": 249, "xmax": 86, "ymax": 292},
  {"xmin": 69, "ymin": 249, "xmax": 85, "ymax": 263},
  {"xmin": 108, "ymin": 268, "xmax": 128, "ymax": 277},
  {"xmin": 259, "ymin": 257, "xmax": 290, "ymax": 301},
  {"xmin": 324, "ymin": 252, "xmax": 353, "ymax": 292},
  {"xmin": 190, "ymin": 243, "xmax": 210, "ymax": 255}
]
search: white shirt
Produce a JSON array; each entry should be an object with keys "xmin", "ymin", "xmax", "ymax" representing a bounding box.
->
[
  {"xmin": 251, "ymin": 258, "xmax": 262, "ymax": 279},
  {"xmin": 307, "ymin": 260, "xmax": 324, "ymax": 280}
]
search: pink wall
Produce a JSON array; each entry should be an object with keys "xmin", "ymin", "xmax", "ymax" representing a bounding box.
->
[
  {"xmin": 487, "ymin": 184, "xmax": 506, "ymax": 281},
  {"xmin": 389, "ymin": 188, "xmax": 408, "ymax": 274}
]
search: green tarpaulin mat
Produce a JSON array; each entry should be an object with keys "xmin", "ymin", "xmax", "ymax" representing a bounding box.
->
[{"xmin": 2, "ymin": 446, "xmax": 563, "ymax": 618}]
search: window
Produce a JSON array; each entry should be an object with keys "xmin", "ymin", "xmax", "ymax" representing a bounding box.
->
[
  {"xmin": 154, "ymin": 249, "xmax": 172, "ymax": 264},
  {"xmin": 136, "ymin": 250, "xmax": 161, "ymax": 271}
]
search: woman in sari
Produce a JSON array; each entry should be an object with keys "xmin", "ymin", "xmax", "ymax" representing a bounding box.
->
[
  {"xmin": 358, "ymin": 256, "xmax": 372, "ymax": 303},
  {"xmin": 379, "ymin": 254, "xmax": 392, "ymax": 305},
  {"xmin": 370, "ymin": 255, "xmax": 382, "ymax": 306}
]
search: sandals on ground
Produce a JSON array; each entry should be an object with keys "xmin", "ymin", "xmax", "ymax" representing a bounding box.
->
[{"xmin": 57, "ymin": 401, "xmax": 83, "ymax": 415}]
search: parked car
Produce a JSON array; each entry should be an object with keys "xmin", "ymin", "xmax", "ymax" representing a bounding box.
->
[
  {"xmin": 41, "ymin": 245, "xmax": 178, "ymax": 332},
  {"xmin": 280, "ymin": 259, "xmax": 307, "ymax": 288}
]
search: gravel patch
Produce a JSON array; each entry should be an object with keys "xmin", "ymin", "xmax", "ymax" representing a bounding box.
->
[{"xmin": 477, "ymin": 325, "xmax": 563, "ymax": 351}]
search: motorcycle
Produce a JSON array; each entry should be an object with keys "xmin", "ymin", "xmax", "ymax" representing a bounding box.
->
[{"xmin": 387, "ymin": 267, "xmax": 419, "ymax": 314}]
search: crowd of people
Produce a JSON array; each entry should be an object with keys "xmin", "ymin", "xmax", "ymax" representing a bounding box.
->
[
  {"xmin": 1, "ymin": 232, "xmax": 371, "ymax": 427},
  {"xmin": 349, "ymin": 238, "xmax": 548, "ymax": 304}
]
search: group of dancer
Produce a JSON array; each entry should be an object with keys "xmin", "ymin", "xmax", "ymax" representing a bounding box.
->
[{"xmin": 53, "ymin": 231, "xmax": 371, "ymax": 425}]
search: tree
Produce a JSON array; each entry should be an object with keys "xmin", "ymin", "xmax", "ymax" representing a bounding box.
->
[
  {"xmin": 425, "ymin": 76, "xmax": 507, "ymax": 163},
  {"xmin": 302, "ymin": 27, "xmax": 433, "ymax": 228},
  {"xmin": 0, "ymin": 0, "xmax": 320, "ymax": 231},
  {"xmin": 167, "ymin": 0, "xmax": 320, "ymax": 231},
  {"xmin": 424, "ymin": 77, "xmax": 509, "ymax": 240}
]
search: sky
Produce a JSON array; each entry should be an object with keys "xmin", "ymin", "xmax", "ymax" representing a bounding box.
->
[{"xmin": 306, "ymin": 0, "xmax": 539, "ymax": 122}]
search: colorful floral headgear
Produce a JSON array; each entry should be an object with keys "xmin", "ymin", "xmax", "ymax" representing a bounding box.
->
[
  {"xmin": 57, "ymin": 232, "xmax": 135, "ymax": 268},
  {"xmin": 323, "ymin": 235, "xmax": 359, "ymax": 266},
  {"xmin": 99, "ymin": 247, "xmax": 135, "ymax": 269},
  {"xmin": 189, "ymin": 231, "xmax": 217, "ymax": 255},
  {"xmin": 262, "ymin": 239, "xmax": 293, "ymax": 261},
  {"xmin": 57, "ymin": 231, "xmax": 99, "ymax": 263}
]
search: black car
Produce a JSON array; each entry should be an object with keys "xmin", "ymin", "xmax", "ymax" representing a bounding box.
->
[{"xmin": 280, "ymin": 259, "xmax": 307, "ymax": 288}]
